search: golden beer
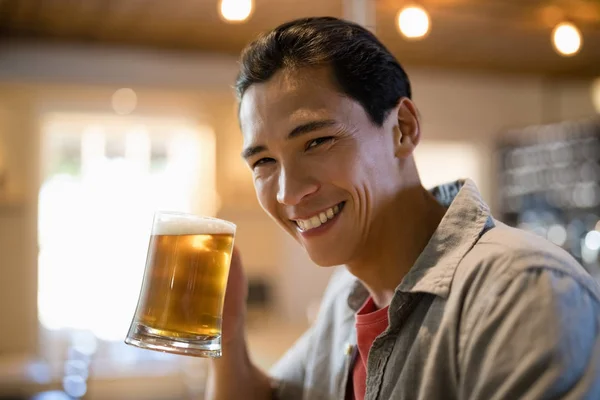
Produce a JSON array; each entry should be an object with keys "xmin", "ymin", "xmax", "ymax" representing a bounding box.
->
[{"xmin": 126, "ymin": 212, "xmax": 236, "ymax": 358}]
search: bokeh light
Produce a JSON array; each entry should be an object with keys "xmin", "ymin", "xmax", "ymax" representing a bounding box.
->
[
  {"xmin": 397, "ymin": 5, "xmax": 430, "ymax": 39},
  {"xmin": 552, "ymin": 22, "xmax": 582, "ymax": 56}
]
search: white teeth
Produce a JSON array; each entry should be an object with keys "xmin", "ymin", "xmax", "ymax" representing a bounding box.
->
[
  {"xmin": 295, "ymin": 203, "xmax": 343, "ymax": 232},
  {"xmin": 310, "ymin": 216, "xmax": 321, "ymax": 228},
  {"xmin": 319, "ymin": 212, "xmax": 327, "ymax": 223}
]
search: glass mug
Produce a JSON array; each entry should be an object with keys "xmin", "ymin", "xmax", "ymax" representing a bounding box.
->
[{"xmin": 125, "ymin": 211, "xmax": 236, "ymax": 357}]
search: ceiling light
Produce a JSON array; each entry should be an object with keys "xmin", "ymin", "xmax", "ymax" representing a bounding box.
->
[
  {"xmin": 219, "ymin": 0, "xmax": 253, "ymax": 23},
  {"xmin": 397, "ymin": 5, "xmax": 430, "ymax": 40},
  {"xmin": 552, "ymin": 22, "xmax": 582, "ymax": 56},
  {"xmin": 111, "ymin": 88, "xmax": 137, "ymax": 115}
]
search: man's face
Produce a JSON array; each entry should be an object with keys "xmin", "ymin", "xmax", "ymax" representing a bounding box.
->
[{"xmin": 239, "ymin": 67, "xmax": 407, "ymax": 266}]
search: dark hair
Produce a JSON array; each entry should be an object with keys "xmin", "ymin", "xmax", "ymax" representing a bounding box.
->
[{"xmin": 235, "ymin": 16, "xmax": 411, "ymax": 126}]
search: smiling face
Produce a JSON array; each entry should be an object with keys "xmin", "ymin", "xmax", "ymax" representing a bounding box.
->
[{"xmin": 239, "ymin": 67, "xmax": 418, "ymax": 267}]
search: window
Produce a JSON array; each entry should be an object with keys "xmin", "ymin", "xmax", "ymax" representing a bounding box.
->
[
  {"xmin": 414, "ymin": 141, "xmax": 483, "ymax": 189},
  {"xmin": 38, "ymin": 113, "xmax": 216, "ymax": 378}
]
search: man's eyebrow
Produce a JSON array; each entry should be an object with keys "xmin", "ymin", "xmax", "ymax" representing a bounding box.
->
[
  {"xmin": 241, "ymin": 144, "xmax": 267, "ymax": 160},
  {"xmin": 241, "ymin": 119, "xmax": 338, "ymax": 160},
  {"xmin": 288, "ymin": 119, "xmax": 337, "ymax": 139}
]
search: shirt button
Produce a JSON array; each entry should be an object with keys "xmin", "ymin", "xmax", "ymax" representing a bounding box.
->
[{"xmin": 344, "ymin": 343, "xmax": 354, "ymax": 355}]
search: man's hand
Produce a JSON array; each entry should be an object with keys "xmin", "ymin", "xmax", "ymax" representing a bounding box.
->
[
  {"xmin": 222, "ymin": 246, "xmax": 248, "ymax": 344},
  {"xmin": 207, "ymin": 247, "xmax": 274, "ymax": 400}
]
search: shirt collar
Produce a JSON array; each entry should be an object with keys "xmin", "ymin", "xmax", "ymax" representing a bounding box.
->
[{"xmin": 347, "ymin": 179, "xmax": 495, "ymax": 311}]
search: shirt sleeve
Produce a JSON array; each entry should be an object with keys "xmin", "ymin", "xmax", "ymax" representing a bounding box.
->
[
  {"xmin": 267, "ymin": 266, "xmax": 354, "ymax": 399},
  {"xmin": 459, "ymin": 267, "xmax": 600, "ymax": 400},
  {"xmin": 268, "ymin": 326, "xmax": 313, "ymax": 400}
]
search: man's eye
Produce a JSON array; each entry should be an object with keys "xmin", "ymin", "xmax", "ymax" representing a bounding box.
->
[
  {"xmin": 252, "ymin": 158, "xmax": 275, "ymax": 169},
  {"xmin": 306, "ymin": 137, "xmax": 334, "ymax": 150}
]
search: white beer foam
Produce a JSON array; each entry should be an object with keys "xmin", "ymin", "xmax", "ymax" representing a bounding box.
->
[{"xmin": 152, "ymin": 212, "xmax": 236, "ymax": 236}]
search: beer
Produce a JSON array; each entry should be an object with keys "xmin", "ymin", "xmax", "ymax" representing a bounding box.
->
[{"xmin": 126, "ymin": 212, "xmax": 236, "ymax": 357}]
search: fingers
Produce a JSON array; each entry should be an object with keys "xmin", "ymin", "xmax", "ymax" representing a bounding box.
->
[
  {"xmin": 228, "ymin": 245, "xmax": 247, "ymax": 293},
  {"xmin": 231, "ymin": 245, "xmax": 242, "ymax": 265}
]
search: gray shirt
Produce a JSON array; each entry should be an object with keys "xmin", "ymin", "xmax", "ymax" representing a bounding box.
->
[{"xmin": 270, "ymin": 179, "xmax": 600, "ymax": 400}]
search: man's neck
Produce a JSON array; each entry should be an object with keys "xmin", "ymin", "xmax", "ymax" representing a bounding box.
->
[{"xmin": 345, "ymin": 185, "xmax": 447, "ymax": 309}]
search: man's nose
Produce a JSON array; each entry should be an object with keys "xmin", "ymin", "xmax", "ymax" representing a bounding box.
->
[{"xmin": 276, "ymin": 164, "xmax": 319, "ymax": 206}]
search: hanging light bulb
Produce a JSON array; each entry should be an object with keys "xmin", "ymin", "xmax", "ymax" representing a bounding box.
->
[
  {"xmin": 219, "ymin": 0, "xmax": 253, "ymax": 23},
  {"xmin": 397, "ymin": 5, "xmax": 430, "ymax": 40},
  {"xmin": 552, "ymin": 22, "xmax": 582, "ymax": 56}
]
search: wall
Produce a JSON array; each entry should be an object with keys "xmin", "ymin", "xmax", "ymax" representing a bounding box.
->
[
  {"xmin": 0, "ymin": 41, "xmax": 597, "ymax": 361},
  {"xmin": 0, "ymin": 91, "xmax": 39, "ymax": 356}
]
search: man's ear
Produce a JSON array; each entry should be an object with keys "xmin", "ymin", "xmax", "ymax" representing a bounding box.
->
[{"xmin": 392, "ymin": 98, "xmax": 421, "ymax": 159}]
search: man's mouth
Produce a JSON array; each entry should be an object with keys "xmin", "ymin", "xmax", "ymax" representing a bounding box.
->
[{"xmin": 293, "ymin": 202, "xmax": 345, "ymax": 232}]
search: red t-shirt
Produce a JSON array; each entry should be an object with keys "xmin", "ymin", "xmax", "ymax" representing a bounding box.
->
[{"xmin": 351, "ymin": 297, "xmax": 390, "ymax": 400}]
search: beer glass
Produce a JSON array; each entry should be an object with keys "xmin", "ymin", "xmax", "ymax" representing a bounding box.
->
[{"xmin": 125, "ymin": 211, "xmax": 236, "ymax": 358}]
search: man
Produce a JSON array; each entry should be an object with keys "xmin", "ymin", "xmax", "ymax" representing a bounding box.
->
[{"xmin": 207, "ymin": 17, "xmax": 600, "ymax": 400}]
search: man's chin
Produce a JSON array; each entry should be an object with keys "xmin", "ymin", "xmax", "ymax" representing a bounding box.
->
[{"xmin": 304, "ymin": 247, "xmax": 347, "ymax": 268}]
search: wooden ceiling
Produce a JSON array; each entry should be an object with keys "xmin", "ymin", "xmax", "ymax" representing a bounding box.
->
[{"xmin": 1, "ymin": 0, "xmax": 599, "ymax": 77}]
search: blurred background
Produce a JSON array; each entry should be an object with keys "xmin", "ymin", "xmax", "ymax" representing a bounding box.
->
[{"xmin": 0, "ymin": 0, "xmax": 599, "ymax": 399}]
